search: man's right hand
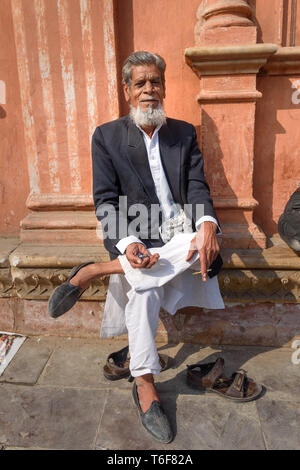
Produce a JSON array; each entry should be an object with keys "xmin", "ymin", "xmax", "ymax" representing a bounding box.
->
[{"xmin": 126, "ymin": 243, "xmax": 159, "ymax": 269}]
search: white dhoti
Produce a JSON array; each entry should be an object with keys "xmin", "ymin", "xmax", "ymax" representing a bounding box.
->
[{"xmin": 100, "ymin": 232, "xmax": 224, "ymax": 377}]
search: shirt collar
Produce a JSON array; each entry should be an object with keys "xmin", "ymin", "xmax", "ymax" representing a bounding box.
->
[{"xmin": 136, "ymin": 123, "xmax": 162, "ymax": 140}]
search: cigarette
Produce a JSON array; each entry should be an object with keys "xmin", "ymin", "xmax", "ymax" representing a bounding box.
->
[{"xmin": 192, "ymin": 269, "xmax": 212, "ymax": 275}]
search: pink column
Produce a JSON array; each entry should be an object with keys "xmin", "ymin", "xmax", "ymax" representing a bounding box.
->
[
  {"xmin": 186, "ymin": 0, "xmax": 278, "ymax": 248},
  {"xmin": 11, "ymin": 0, "xmax": 119, "ymax": 245}
]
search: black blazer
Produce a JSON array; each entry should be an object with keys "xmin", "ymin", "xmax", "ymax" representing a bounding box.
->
[{"xmin": 92, "ymin": 115, "xmax": 222, "ymax": 277}]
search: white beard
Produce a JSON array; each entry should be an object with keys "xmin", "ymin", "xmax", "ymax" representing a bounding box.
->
[{"xmin": 129, "ymin": 102, "xmax": 167, "ymax": 128}]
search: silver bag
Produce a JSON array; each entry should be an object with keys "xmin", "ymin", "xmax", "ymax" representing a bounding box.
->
[{"xmin": 159, "ymin": 208, "xmax": 194, "ymax": 243}]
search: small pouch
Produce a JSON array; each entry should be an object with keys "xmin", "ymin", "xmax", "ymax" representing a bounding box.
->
[{"xmin": 159, "ymin": 208, "xmax": 193, "ymax": 243}]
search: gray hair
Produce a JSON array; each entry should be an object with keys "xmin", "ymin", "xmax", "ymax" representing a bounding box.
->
[{"xmin": 122, "ymin": 51, "xmax": 166, "ymax": 89}]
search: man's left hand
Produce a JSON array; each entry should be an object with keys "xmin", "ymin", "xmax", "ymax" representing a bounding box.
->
[{"xmin": 186, "ymin": 221, "xmax": 220, "ymax": 282}]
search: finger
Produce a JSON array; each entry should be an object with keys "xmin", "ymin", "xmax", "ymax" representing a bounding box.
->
[
  {"xmin": 145, "ymin": 253, "xmax": 160, "ymax": 269},
  {"xmin": 206, "ymin": 250, "xmax": 214, "ymax": 268},
  {"xmin": 139, "ymin": 253, "xmax": 155, "ymax": 268},
  {"xmin": 208, "ymin": 247, "xmax": 219, "ymax": 266},
  {"xmin": 132, "ymin": 255, "xmax": 143, "ymax": 265},
  {"xmin": 186, "ymin": 237, "xmax": 198, "ymax": 262},
  {"xmin": 186, "ymin": 249, "xmax": 196, "ymax": 262},
  {"xmin": 139, "ymin": 246, "xmax": 152, "ymax": 257},
  {"xmin": 129, "ymin": 252, "xmax": 158, "ymax": 269},
  {"xmin": 135, "ymin": 246, "xmax": 152, "ymax": 266},
  {"xmin": 199, "ymin": 250, "xmax": 208, "ymax": 282},
  {"xmin": 127, "ymin": 251, "xmax": 145, "ymax": 267},
  {"xmin": 129, "ymin": 258, "xmax": 145, "ymax": 268}
]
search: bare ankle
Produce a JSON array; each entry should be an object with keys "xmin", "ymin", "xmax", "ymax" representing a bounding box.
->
[{"xmin": 136, "ymin": 373, "xmax": 154, "ymax": 387}]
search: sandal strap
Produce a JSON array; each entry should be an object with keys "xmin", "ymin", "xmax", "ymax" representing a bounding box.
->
[
  {"xmin": 226, "ymin": 371, "xmax": 246, "ymax": 398},
  {"xmin": 187, "ymin": 357, "xmax": 225, "ymax": 388},
  {"xmin": 202, "ymin": 357, "xmax": 225, "ymax": 387}
]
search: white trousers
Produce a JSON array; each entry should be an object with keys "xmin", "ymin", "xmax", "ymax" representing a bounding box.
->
[
  {"xmin": 114, "ymin": 232, "xmax": 224, "ymax": 378},
  {"xmin": 125, "ymin": 286, "xmax": 163, "ymax": 377}
]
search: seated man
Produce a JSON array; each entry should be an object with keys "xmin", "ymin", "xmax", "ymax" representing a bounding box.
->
[
  {"xmin": 278, "ymin": 185, "xmax": 300, "ymax": 252},
  {"xmin": 48, "ymin": 51, "xmax": 224, "ymax": 443}
]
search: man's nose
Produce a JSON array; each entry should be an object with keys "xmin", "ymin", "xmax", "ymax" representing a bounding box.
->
[{"xmin": 143, "ymin": 80, "xmax": 154, "ymax": 94}]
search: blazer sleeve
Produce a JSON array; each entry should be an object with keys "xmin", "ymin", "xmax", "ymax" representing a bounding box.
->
[
  {"xmin": 186, "ymin": 126, "xmax": 220, "ymax": 230},
  {"xmin": 92, "ymin": 126, "xmax": 128, "ymax": 256}
]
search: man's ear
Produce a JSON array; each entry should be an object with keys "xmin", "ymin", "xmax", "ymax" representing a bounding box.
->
[{"xmin": 123, "ymin": 82, "xmax": 130, "ymax": 102}]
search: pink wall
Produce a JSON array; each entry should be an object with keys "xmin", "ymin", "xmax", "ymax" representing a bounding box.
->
[
  {"xmin": 0, "ymin": 0, "xmax": 299, "ymax": 239},
  {"xmin": 254, "ymin": 0, "xmax": 300, "ymax": 46},
  {"xmin": 116, "ymin": 0, "xmax": 201, "ymax": 128},
  {"xmin": 0, "ymin": 0, "xmax": 29, "ymax": 235},
  {"xmin": 254, "ymin": 74, "xmax": 300, "ymax": 235}
]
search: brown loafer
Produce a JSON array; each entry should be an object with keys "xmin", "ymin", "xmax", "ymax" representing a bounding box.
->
[
  {"xmin": 186, "ymin": 357, "xmax": 263, "ymax": 402},
  {"xmin": 103, "ymin": 345, "xmax": 170, "ymax": 381}
]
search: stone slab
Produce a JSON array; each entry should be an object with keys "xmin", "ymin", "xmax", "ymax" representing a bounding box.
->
[
  {"xmin": 38, "ymin": 338, "xmax": 131, "ymax": 388},
  {"xmin": 94, "ymin": 389, "xmax": 171, "ymax": 450},
  {"xmin": 9, "ymin": 243, "xmax": 109, "ymax": 268},
  {"xmin": 0, "ymin": 336, "xmax": 55, "ymax": 384},
  {"xmin": 95, "ymin": 389, "xmax": 265, "ymax": 450},
  {"xmin": 173, "ymin": 394, "xmax": 265, "ymax": 450},
  {"xmin": 0, "ymin": 337, "xmax": 299, "ymax": 450},
  {"xmin": 256, "ymin": 396, "xmax": 300, "ymax": 450},
  {"xmin": 0, "ymin": 384, "xmax": 107, "ymax": 449}
]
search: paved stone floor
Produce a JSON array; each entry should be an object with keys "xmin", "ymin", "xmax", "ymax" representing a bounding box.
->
[{"xmin": 0, "ymin": 336, "xmax": 299, "ymax": 450}]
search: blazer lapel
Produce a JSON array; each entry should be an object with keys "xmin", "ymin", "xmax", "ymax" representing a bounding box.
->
[
  {"xmin": 126, "ymin": 120, "xmax": 160, "ymax": 204},
  {"xmin": 158, "ymin": 121, "xmax": 181, "ymax": 203}
]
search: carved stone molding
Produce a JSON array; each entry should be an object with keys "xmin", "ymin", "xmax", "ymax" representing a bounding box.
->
[
  {"xmin": 219, "ymin": 269, "xmax": 300, "ymax": 303},
  {"xmin": 260, "ymin": 46, "xmax": 300, "ymax": 75},
  {"xmin": 22, "ymin": 194, "xmax": 99, "ymax": 244},
  {"xmin": 20, "ymin": 211, "xmax": 101, "ymax": 245},
  {"xmin": 185, "ymin": 44, "xmax": 279, "ymax": 77},
  {"xmin": 10, "ymin": 267, "xmax": 109, "ymax": 301},
  {"xmin": 197, "ymin": 89, "xmax": 262, "ymax": 103},
  {"xmin": 1, "ymin": 265, "xmax": 299, "ymax": 303},
  {"xmin": 26, "ymin": 193, "xmax": 94, "ymax": 211},
  {"xmin": 197, "ymin": 0, "xmax": 254, "ymax": 30},
  {"xmin": 0, "ymin": 268, "xmax": 16, "ymax": 298},
  {"xmin": 195, "ymin": 0, "xmax": 257, "ymax": 46}
]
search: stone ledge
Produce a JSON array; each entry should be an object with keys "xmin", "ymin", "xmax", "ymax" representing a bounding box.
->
[
  {"xmin": 0, "ymin": 239, "xmax": 299, "ymax": 303},
  {"xmin": 260, "ymin": 47, "xmax": 300, "ymax": 75},
  {"xmin": 185, "ymin": 44, "xmax": 278, "ymax": 76},
  {"xmin": 222, "ymin": 244, "xmax": 300, "ymax": 270}
]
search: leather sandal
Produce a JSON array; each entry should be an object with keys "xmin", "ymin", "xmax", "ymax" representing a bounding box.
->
[
  {"xmin": 48, "ymin": 262, "xmax": 95, "ymax": 318},
  {"xmin": 186, "ymin": 357, "xmax": 262, "ymax": 402},
  {"xmin": 103, "ymin": 345, "xmax": 170, "ymax": 382}
]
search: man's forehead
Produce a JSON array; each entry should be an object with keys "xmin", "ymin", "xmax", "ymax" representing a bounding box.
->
[{"xmin": 131, "ymin": 64, "xmax": 162, "ymax": 81}]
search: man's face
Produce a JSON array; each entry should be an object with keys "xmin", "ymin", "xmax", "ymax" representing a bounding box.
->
[{"xmin": 123, "ymin": 64, "xmax": 166, "ymax": 111}]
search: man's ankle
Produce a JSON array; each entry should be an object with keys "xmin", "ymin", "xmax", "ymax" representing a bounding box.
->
[{"xmin": 136, "ymin": 373, "xmax": 155, "ymax": 387}]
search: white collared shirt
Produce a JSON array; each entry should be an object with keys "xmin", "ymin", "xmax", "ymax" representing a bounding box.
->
[{"xmin": 116, "ymin": 125, "xmax": 219, "ymax": 254}]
